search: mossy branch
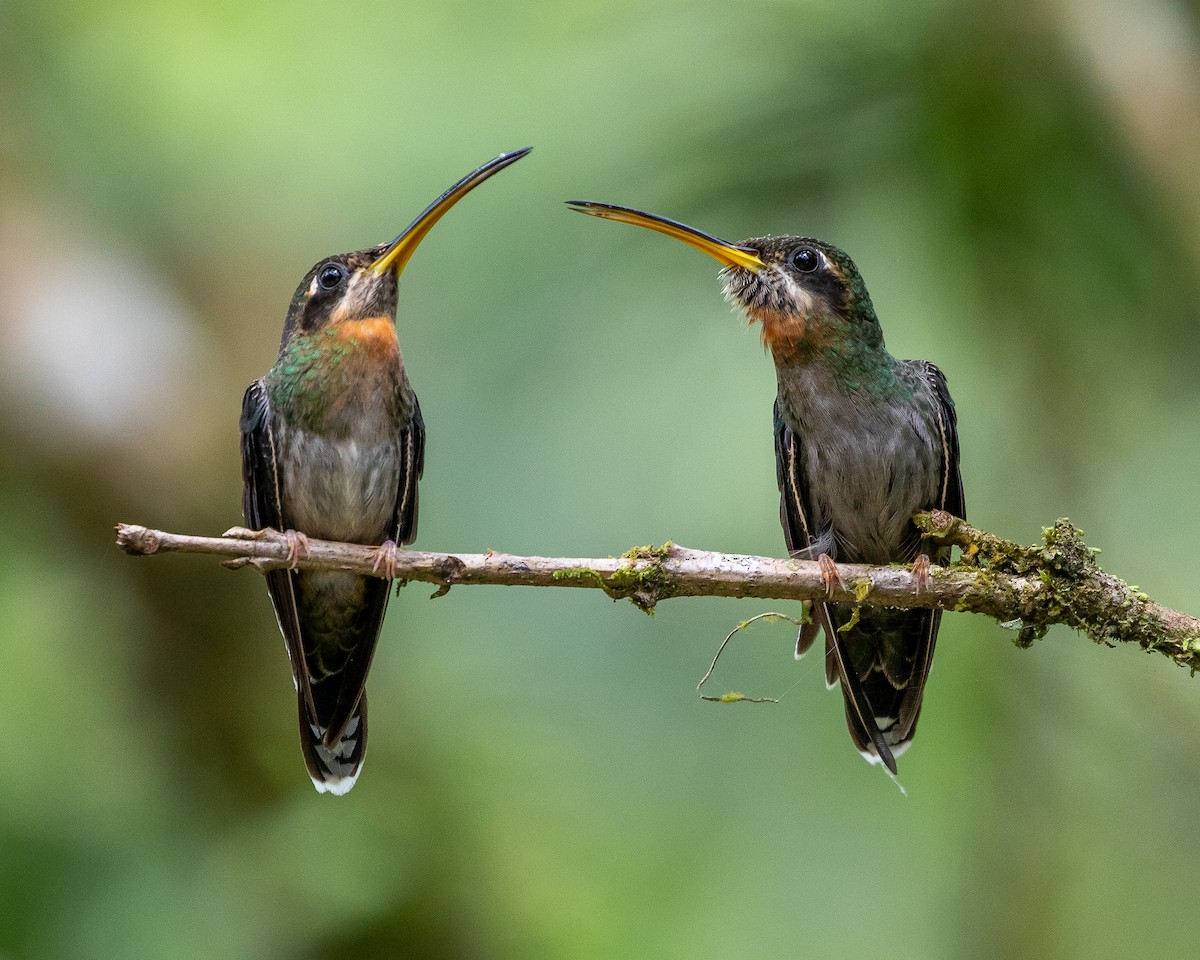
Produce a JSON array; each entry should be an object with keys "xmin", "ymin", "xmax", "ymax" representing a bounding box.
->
[{"xmin": 114, "ymin": 511, "xmax": 1200, "ymax": 673}]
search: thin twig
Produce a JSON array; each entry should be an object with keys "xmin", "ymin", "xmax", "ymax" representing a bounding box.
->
[{"xmin": 696, "ymin": 612, "xmax": 807, "ymax": 703}]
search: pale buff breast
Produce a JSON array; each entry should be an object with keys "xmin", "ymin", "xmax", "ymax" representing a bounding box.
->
[{"xmin": 276, "ymin": 426, "xmax": 404, "ymax": 545}]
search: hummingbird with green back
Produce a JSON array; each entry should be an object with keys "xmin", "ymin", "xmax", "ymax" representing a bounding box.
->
[
  {"xmin": 239, "ymin": 148, "xmax": 530, "ymax": 794},
  {"xmin": 567, "ymin": 200, "xmax": 964, "ymax": 774}
]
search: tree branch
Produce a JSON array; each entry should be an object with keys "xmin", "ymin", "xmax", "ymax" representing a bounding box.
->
[{"xmin": 114, "ymin": 512, "xmax": 1200, "ymax": 673}]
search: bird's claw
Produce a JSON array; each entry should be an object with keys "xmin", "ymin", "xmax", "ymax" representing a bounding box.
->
[
  {"xmin": 223, "ymin": 526, "xmax": 309, "ymax": 569},
  {"xmin": 371, "ymin": 540, "xmax": 399, "ymax": 580},
  {"xmin": 911, "ymin": 553, "xmax": 932, "ymax": 594},
  {"xmin": 281, "ymin": 530, "xmax": 310, "ymax": 569},
  {"xmin": 817, "ymin": 554, "xmax": 845, "ymax": 596}
]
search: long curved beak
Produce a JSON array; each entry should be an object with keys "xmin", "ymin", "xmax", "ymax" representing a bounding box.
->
[
  {"xmin": 371, "ymin": 147, "xmax": 533, "ymax": 276},
  {"xmin": 565, "ymin": 200, "xmax": 766, "ymax": 271}
]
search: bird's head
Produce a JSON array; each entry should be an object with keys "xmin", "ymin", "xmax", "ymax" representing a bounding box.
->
[
  {"xmin": 280, "ymin": 147, "xmax": 531, "ymax": 345},
  {"xmin": 567, "ymin": 202, "xmax": 881, "ymax": 360}
]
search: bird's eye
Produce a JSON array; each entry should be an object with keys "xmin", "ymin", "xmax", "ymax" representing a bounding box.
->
[
  {"xmin": 790, "ymin": 247, "xmax": 821, "ymax": 273},
  {"xmin": 317, "ymin": 263, "xmax": 346, "ymax": 290}
]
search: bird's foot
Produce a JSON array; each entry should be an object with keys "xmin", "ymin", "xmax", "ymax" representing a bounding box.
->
[
  {"xmin": 817, "ymin": 554, "xmax": 845, "ymax": 596},
  {"xmin": 221, "ymin": 526, "xmax": 309, "ymax": 569},
  {"xmin": 911, "ymin": 553, "xmax": 932, "ymax": 593},
  {"xmin": 281, "ymin": 530, "xmax": 310, "ymax": 570},
  {"xmin": 370, "ymin": 539, "xmax": 399, "ymax": 580}
]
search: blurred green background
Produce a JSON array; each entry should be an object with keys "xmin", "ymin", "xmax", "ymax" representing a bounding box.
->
[{"xmin": 2, "ymin": 0, "xmax": 1200, "ymax": 957}]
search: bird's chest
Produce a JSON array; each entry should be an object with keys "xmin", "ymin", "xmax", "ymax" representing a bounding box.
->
[
  {"xmin": 786, "ymin": 389, "xmax": 942, "ymax": 563},
  {"xmin": 275, "ymin": 427, "xmax": 403, "ymax": 544},
  {"xmin": 268, "ymin": 328, "xmax": 410, "ymax": 544}
]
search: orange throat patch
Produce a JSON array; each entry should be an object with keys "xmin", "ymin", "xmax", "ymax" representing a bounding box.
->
[
  {"xmin": 749, "ymin": 307, "xmax": 820, "ymax": 362},
  {"xmin": 332, "ymin": 315, "xmax": 400, "ymax": 360},
  {"xmin": 752, "ymin": 305, "xmax": 842, "ymax": 365}
]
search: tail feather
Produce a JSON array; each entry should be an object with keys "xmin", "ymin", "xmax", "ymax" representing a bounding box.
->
[
  {"xmin": 299, "ymin": 692, "xmax": 368, "ymax": 795},
  {"xmin": 288, "ymin": 569, "xmax": 389, "ymax": 795},
  {"xmin": 813, "ymin": 602, "xmax": 898, "ymax": 774},
  {"xmin": 793, "ymin": 608, "xmax": 821, "ymax": 660},
  {"xmin": 819, "ymin": 602, "xmax": 939, "ymax": 774}
]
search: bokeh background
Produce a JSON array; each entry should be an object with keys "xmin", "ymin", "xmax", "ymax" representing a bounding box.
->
[{"xmin": 2, "ymin": 0, "xmax": 1200, "ymax": 957}]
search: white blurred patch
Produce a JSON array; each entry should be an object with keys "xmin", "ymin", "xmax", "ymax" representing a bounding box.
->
[{"xmin": 0, "ymin": 210, "xmax": 203, "ymax": 447}]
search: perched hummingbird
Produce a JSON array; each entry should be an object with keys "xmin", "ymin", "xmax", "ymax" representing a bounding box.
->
[
  {"xmin": 239, "ymin": 148, "xmax": 531, "ymax": 794},
  {"xmin": 567, "ymin": 201, "xmax": 964, "ymax": 774}
]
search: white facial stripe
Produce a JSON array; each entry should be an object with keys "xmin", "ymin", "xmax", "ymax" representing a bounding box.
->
[
  {"xmin": 330, "ymin": 269, "xmax": 376, "ymax": 324},
  {"xmin": 776, "ymin": 266, "xmax": 819, "ymax": 317}
]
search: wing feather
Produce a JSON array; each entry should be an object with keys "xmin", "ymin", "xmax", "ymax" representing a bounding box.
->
[
  {"xmin": 240, "ymin": 379, "xmax": 317, "ymax": 720},
  {"xmin": 893, "ymin": 361, "xmax": 966, "ymax": 745}
]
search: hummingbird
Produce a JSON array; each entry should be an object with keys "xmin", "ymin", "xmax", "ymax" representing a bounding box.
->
[
  {"xmin": 567, "ymin": 200, "xmax": 964, "ymax": 774},
  {"xmin": 239, "ymin": 148, "xmax": 531, "ymax": 794}
]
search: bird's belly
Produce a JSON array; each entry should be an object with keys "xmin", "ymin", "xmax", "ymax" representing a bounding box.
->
[
  {"xmin": 807, "ymin": 416, "xmax": 941, "ymax": 564},
  {"xmin": 279, "ymin": 430, "xmax": 401, "ymax": 545}
]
